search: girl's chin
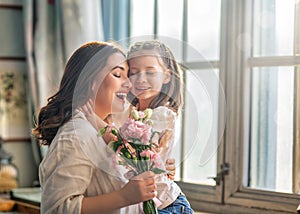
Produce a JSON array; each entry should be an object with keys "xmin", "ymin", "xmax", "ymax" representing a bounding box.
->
[{"xmin": 136, "ymin": 94, "xmax": 157, "ymax": 102}]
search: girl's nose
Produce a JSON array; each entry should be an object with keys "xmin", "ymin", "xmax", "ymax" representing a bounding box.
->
[{"xmin": 136, "ymin": 72, "xmax": 147, "ymax": 82}]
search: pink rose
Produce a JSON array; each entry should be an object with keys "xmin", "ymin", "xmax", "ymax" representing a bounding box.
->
[
  {"xmin": 140, "ymin": 149, "xmax": 151, "ymax": 157},
  {"xmin": 120, "ymin": 118, "xmax": 151, "ymax": 144},
  {"xmin": 138, "ymin": 111, "xmax": 146, "ymax": 119},
  {"xmin": 150, "ymin": 153, "xmax": 158, "ymax": 162}
]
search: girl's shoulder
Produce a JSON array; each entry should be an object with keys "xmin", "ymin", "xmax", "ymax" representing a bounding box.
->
[
  {"xmin": 150, "ymin": 106, "xmax": 177, "ymax": 132},
  {"xmin": 151, "ymin": 106, "xmax": 176, "ymax": 120}
]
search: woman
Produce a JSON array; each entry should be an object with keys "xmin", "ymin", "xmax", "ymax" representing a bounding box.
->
[{"xmin": 33, "ymin": 41, "xmax": 157, "ymax": 214}]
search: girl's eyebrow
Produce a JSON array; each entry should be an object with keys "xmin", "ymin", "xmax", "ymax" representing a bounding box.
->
[{"xmin": 145, "ymin": 66, "xmax": 157, "ymax": 69}]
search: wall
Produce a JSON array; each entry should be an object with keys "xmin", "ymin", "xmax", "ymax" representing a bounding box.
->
[{"xmin": 0, "ymin": 0, "xmax": 38, "ymax": 187}]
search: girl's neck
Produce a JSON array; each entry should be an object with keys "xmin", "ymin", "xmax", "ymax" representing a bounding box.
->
[{"xmin": 138, "ymin": 99, "xmax": 152, "ymax": 111}]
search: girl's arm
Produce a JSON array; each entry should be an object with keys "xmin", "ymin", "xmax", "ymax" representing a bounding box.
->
[{"xmin": 165, "ymin": 158, "xmax": 176, "ymax": 180}]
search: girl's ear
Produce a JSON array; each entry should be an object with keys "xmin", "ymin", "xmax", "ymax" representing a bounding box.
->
[{"xmin": 163, "ymin": 69, "xmax": 171, "ymax": 84}]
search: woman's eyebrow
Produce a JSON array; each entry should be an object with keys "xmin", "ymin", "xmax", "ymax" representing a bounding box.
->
[
  {"xmin": 112, "ymin": 65, "xmax": 125, "ymax": 70},
  {"xmin": 130, "ymin": 66, "xmax": 157, "ymax": 69}
]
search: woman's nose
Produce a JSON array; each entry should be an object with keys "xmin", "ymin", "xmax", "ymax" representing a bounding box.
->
[{"xmin": 123, "ymin": 77, "xmax": 132, "ymax": 89}]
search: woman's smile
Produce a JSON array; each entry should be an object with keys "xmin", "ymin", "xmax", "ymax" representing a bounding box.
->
[{"xmin": 115, "ymin": 91, "xmax": 128, "ymax": 103}]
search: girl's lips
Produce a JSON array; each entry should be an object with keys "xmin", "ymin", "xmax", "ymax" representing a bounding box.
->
[{"xmin": 135, "ymin": 86, "xmax": 150, "ymax": 91}]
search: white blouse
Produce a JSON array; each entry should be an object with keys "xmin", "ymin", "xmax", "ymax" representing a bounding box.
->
[{"xmin": 39, "ymin": 111, "xmax": 139, "ymax": 214}]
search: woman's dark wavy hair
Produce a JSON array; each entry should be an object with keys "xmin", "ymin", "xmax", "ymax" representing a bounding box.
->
[
  {"xmin": 32, "ymin": 41, "xmax": 125, "ymax": 145},
  {"xmin": 127, "ymin": 40, "xmax": 183, "ymax": 114}
]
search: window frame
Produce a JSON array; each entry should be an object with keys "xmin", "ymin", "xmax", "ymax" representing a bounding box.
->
[
  {"xmin": 167, "ymin": 0, "xmax": 224, "ymax": 207},
  {"xmin": 293, "ymin": 0, "xmax": 300, "ymax": 194}
]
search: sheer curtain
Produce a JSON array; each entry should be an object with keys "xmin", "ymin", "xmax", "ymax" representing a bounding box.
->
[{"xmin": 23, "ymin": 0, "xmax": 104, "ymax": 164}]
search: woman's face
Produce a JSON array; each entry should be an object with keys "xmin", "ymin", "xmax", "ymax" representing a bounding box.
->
[
  {"xmin": 94, "ymin": 53, "xmax": 131, "ymax": 119},
  {"xmin": 129, "ymin": 55, "xmax": 170, "ymax": 107}
]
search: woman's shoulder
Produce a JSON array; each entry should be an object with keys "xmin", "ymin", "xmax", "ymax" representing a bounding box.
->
[
  {"xmin": 47, "ymin": 111, "xmax": 100, "ymax": 151},
  {"xmin": 43, "ymin": 111, "xmax": 107, "ymax": 166},
  {"xmin": 69, "ymin": 110, "xmax": 98, "ymax": 135}
]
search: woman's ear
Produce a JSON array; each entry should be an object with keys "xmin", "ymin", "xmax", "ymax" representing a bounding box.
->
[
  {"xmin": 91, "ymin": 81, "xmax": 98, "ymax": 93},
  {"xmin": 163, "ymin": 69, "xmax": 171, "ymax": 84}
]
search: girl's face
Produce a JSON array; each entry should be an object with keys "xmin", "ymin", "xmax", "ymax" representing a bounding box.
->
[
  {"xmin": 94, "ymin": 53, "xmax": 131, "ymax": 119},
  {"xmin": 129, "ymin": 55, "xmax": 170, "ymax": 107}
]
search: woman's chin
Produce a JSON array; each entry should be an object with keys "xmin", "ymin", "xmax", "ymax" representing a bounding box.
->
[
  {"xmin": 111, "ymin": 97, "xmax": 127, "ymax": 113},
  {"xmin": 112, "ymin": 105, "xmax": 125, "ymax": 114}
]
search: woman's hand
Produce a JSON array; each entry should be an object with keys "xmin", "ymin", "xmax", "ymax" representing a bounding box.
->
[
  {"xmin": 79, "ymin": 99, "xmax": 116, "ymax": 144},
  {"xmin": 165, "ymin": 158, "xmax": 176, "ymax": 180},
  {"xmin": 81, "ymin": 171, "xmax": 157, "ymax": 213},
  {"xmin": 119, "ymin": 171, "xmax": 157, "ymax": 205},
  {"xmin": 79, "ymin": 99, "xmax": 107, "ymax": 130}
]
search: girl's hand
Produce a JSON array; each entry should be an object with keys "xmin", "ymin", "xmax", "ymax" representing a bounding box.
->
[
  {"xmin": 165, "ymin": 158, "xmax": 176, "ymax": 180},
  {"xmin": 120, "ymin": 171, "xmax": 157, "ymax": 205}
]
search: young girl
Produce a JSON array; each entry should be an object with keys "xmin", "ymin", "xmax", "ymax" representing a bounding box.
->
[{"xmin": 126, "ymin": 40, "xmax": 194, "ymax": 213}]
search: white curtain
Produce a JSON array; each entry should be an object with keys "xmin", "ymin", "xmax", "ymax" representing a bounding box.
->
[{"xmin": 23, "ymin": 0, "xmax": 104, "ymax": 164}]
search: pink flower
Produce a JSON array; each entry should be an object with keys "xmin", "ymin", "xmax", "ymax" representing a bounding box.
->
[
  {"xmin": 138, "ymin": 111, "xmax": 146, "ymax": 119},
  {"xmin": 120, "ymin": 118, "xmax": 151, "ymax": 144},
  {"xmin": 150, "ymin": 153, "xmax": 158, "ymax": 162},
  {"xmin": 106, "ymin": 122, "xmax": 116, "ymax": 132},
  {"xmin": 125, "ymin": 142, "xmax": 136, "ymax": 157},
  {"xmin": 140, "ymin": 149, "xmax": 151, "ymax": 157},
  {"xmin": 154, "ymin": 162, "xmax": 161, "ymax": 168},
  {"xmin": 116, "ymin": 145, "xmax": 124, "ymax": 155}
]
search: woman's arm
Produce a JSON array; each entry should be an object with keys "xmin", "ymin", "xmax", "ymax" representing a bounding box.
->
[{"xmin": 40, "ymin": 135, "xmax": 156, "ymax": 214}]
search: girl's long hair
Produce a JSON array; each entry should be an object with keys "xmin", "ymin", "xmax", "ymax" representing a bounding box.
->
[
  {"xmin": 127, "ymin": 40, "xmax": 183, "ymax": 114},
  {"xmin": 32, "ymin": 41, "xmax": 124, "ymax": 145}
]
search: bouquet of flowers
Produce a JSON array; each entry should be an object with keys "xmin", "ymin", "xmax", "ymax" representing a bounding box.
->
[{"xmin": 99, "ymin": 108, "xmax": 165, "ymax": 214}]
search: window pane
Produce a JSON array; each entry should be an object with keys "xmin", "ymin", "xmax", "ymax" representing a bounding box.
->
[
  {"xmin": 157, "ymin": 0, "xmax": 183, "ymax": 40},
  {"xmin": 187, "ymin": 0, "xmax": 221, "ymax": 61},
  {"xmin": 130, "ymin": 0, "xmax": 154, "ymax": 37},
  {"xmin": 249, "ymin": 67, "xmax": 294, "ymax": 193},
  {"xmin": 252, "ymin": 0, "xmax": 294, "ymax": 57},
  {"xmin": 183, "ymin": 69, "xmax": 221, "ymax": 185}
]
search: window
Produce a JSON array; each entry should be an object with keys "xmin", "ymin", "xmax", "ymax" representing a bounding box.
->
[
  {"xmin": 248, "ymin": 0, "xmax": 295, "ymax": 193},
  {"xmin": 106, "ymin": 0, "xmax": 300, "ymax": 213},
  {"xmin": 223, "ymin": 0, "xmax": 300, "ymax": 213}
]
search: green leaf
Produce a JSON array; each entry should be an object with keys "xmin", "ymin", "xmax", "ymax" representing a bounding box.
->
[
  {"xmin": 98, "ymin": 126, "xmax": 107, "ymax": 136},
  {"xmin": 143, "ymin": 200, "xmax": 158, "ymax": 214},
  {"xmin": 151, "ymin": 168, "xmax": 166, "ymax": 174},
  {"xmin": 111, "ymin": 128, "xmax": 118, "ymax": 136}
]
